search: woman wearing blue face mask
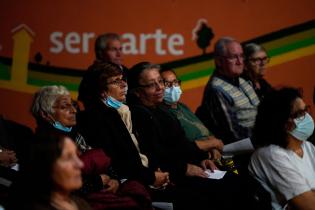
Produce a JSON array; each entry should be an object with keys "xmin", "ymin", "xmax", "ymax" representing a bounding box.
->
[
  {"xmin": 249, "ymin": 87, "xmax": 315, "ymax": 210},
  {"xmin": 160, "ymin": 69, "xmax": 224, "ymax": 161},
  {"xmin": 31, "ymin": 85, "xmax": 151, "ymax": 210},
  {"xmin": 77, "ymin": 62, "xmax": 172, "ymax": 208}
]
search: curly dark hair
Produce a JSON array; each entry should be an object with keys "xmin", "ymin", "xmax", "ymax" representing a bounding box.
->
[
  {"xmin": 78, "ymin": 61, "xmax": 123, "ymax": 109},
  {"xmin": 252, "ymin": 87, "xmax": 302, "ymax": 148}
]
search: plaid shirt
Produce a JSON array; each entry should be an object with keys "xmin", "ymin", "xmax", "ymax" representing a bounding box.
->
[{"xmin": 197, "ymin": 72, "xmax": 259, "ymax": 144}]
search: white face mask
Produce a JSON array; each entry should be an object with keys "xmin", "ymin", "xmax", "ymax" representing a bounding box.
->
[
  {"xmin": 163, "ymin": 86, "xmax": 182, "ymax": 104},
  {"xmin": 289, "ymin": 113, "xmax": 314, "ymax": 141}
]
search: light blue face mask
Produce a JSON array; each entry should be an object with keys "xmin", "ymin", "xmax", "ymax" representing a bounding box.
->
[
  {"xmin": 164, "ymin": 86, "xmax": 182, "ymax": 104},
  {"xmin": 53, "ymin": 121, "xmax": 72, "ymax": 133},
  {"xmin": 289, "ymin": 113, "xmax": 314, "ymax": 141},
  {"xmin": 104, "ymin": 96, "xmax": 123, "ymax": 109}
]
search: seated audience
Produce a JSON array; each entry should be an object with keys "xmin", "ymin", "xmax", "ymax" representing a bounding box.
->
[
  {"xmin": 160, "ymin": 68, "xmax": 223, "ymax": 161},
  {"xmin": 127, "ymin": 61, "xmax": 254, "ymax": 210},
  {"xmin": 0, "ymin": 115, "xmax": 33, "ymax": 201},
  {"xmin": 77, "ymin": 62, "xmax": 172, "ymax": 206},
  {"xmin": 249, "ymin": 87, "xmax": 315, "ymax": 210},
  {"xmin": 242, "ymin": 43, "xmax": 273, "ymax": 100},
  {"xmin": 31, "ymin": 85, "xmax": 152, "ymax": 210},
  {"xmin": 6, "ymin": 131, "xmax": 91, "ymax": 210}
]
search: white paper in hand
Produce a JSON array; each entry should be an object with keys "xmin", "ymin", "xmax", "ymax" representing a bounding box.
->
[
  {"xmin": 223, "ymin": 138, "xmax": 254, "ymax": 156},
  {"xmin": 204, "ymin": 169, "xmax": 227, "ymax": 179}
]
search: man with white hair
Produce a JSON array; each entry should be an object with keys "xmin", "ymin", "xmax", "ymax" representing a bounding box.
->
[
  {"xmin": 196, "ymin": 37, "xmax": 260, "ymax": 144},
  {"xmin": 94, "ymin": 33, "xmax": 128, "ymax": 74}
]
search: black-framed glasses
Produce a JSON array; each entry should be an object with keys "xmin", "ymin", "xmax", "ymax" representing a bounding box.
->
[
  {"xmin": 138, "ymin": 78, "xmax": 165, "ymax": 90},
  {"xmin": 249, "ymin": 56, "xmax": 270, "ymax": 64},
  {"xmin": 291, "ymin": 105, "xmax": 311, "ymax": 120},
  {"xmin": 164, "ymin": 79, "xmax": 181, "ymax": 88},
  {"xmin": 107, "ymin": 77, "xmax": 127, "ymax": 87},
  {"xmin": 221, "ymin": 54, "xmax": 244, "ymax": 63}
]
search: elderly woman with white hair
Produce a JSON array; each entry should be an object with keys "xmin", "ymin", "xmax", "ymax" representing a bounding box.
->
[
  {"xmin": 242, "ymin": 43, "xmax": 273, "ymax": 100},
  {"xmin": 31, "ymin": 85, "xmax": 152, "ymax": 210}
]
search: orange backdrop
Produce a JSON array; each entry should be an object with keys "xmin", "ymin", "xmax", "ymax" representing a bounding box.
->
[{"xmin": 0, "ymin": 0, "xmax": 314, "ymax": 129}]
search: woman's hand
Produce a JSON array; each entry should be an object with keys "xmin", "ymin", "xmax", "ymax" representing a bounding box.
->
[
  {"xmin": 210, "ymin": 148, "xmax": 222, "ymax": 161},
  {"xmin": 101, "ymin": 174, "xmax": 119, "ymax": 193},
  {"xmin": 153, "ymin": 168, "xmax": 170, "ymax": 188},
  {"xmin": 0, "ymin": 150, "xmax": 17, "ymax": 167},
  {"xmin": 195, "ymin": 137, "xmax": 224, "ymax": 152},
  {"xmin": 185, "ymin": 163, "xmax": 208, "ymax": 178},
  {"xmin": 104, "ymin": 179, "xmax": 120, "ymax": 194},
  {"xmin": 207, "ymin": 136, "xmax": 224, "ymax": 151},
  {"xmin": 100, "ymin": 174, "xmax": 111, "ymax": 185},
  {"xmin": 200, "ymin": 159, "xmax": 218, "ymax": 172}
]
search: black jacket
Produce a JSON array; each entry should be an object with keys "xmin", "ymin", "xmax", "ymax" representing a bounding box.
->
[
  {"xmin": 130, "ymin": 104, "xmax": 209, "ymax": 182},
  {"xmin": 77, "ymin": 100, "xmax": 155, "ymax": 185}
]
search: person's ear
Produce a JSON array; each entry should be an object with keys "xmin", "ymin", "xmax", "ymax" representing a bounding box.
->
[
  {"xmin": 39, "ymin": 110, "xmax": 54, "ymax": 123},
  {"xmin": 215, "ymin": 57, "xmax": 223, "ymax": 68},
  {"xmin": 100, "ymin": 91, "xmax": 108, "ymax": 99},
  {"xmin": 286, "ymin": 118, "xmax": 296, "ymax": 132}
]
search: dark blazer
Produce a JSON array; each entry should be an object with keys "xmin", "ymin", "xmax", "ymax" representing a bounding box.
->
[
  {"xmin": 129, "ymin": 104, "xmax": 209, "ymax": 182},
  {"xmin": 77, "ymin": 100, "xmax": 155, "ymax": 185},
  {"xmin": 0, "ymin": 116, "xmax": 34, "ymax": 164}
]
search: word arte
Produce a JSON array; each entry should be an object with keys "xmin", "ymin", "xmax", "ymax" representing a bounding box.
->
[{"xmin": 50, "ymin": 29, "xmax": 184, "ymax": 56}]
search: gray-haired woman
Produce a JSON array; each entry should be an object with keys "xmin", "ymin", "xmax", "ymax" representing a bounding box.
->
[
  {"xmin": 31, "ymin": 85, "xmax": 152, "ymax": 210},
  {"xmin": 242, "ymin": 43, "xmax": 273, "ymax": 100}
]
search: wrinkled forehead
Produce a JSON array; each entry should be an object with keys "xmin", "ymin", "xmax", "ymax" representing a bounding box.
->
[
  {"xmin": 54, "ymin": 94, "xmax": 72, "ymax": 104},
  {"xmin": 224, "ymin": 41, "xmax": 243, "ymax": 55},
  {"xmin": 106, "ymin": 39, "xmax": 122, "ymax": 48},
  {"xmin": 139, "ymin": 68, "xmax": 161, "ymax": 82},
  {"xmin": 161, "ymin": 70, "xmax": 177, "ymax": 81},
  {"xmin": 250, "ymin": 50, "xmax": 267, "ymax": 58}
]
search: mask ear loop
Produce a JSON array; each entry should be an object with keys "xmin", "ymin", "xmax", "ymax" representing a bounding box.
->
[
  {"xmin": 286, "ymin": 118, "xmax": 296, "ymax": 133},
  {"xmin": 100, "ymin": 89, "xmax": 110, "ymax": 101},
  {"xmin": 39, "ymin": 109, "xmax": 56, "ymax": 125}
]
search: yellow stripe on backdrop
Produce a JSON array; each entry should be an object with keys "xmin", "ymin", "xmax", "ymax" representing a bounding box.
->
[
  {"xmin": 0, "ymin": 80, "xmax": 78, "ymax": 98},
  {"xmin": 28, "ymin": 71, "xmax": 82, "ymax": 84},
  {"xmin": 262, "ymin": 29, "xmax": 315, "ymax": 50},
  {"xmin": 175, "ymin": 60, "xmax": 214, "ymax": 76}
]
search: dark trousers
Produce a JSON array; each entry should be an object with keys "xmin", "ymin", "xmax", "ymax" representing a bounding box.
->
[{"xmin": 150, "ymin": 172, "xmax": 252, "ymax": 210}]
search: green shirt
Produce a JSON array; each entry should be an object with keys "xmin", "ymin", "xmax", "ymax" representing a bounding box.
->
[{"xmin": 163, "ymin": 102, "xmax": 212, "ymax": 142}]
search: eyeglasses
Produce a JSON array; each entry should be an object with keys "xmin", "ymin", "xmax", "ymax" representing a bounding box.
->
[
  {"xmin": 164, "ymin": 79, "xmax": 181, "ymax": 88},
  {"xmin": 291, "ymin": 105, "xmax": 310, "ymax": 121},
  {"xmin": 53, "ymin": 101, "xmax": 78, "ymax": 112},
  {"xmin": 107, "ymin": 77, "xmax": 127, "ymax": 87},
  {"xmin": 138, "ymin": 78, "xmax": 165, "ymax": 90},
  {"xmin": 221, "ymin": 54, "xmax": 244, "ymax": 63},
  {"xmin": 249, "ymin": 56, "xmax": 270, "ymax": 64}
]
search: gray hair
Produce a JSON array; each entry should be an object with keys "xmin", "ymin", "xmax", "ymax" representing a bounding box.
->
[
  {"xmin": 95, "ymin": 33, "xmax": 121, "ymax": 60},
  {"xmin": 31, "ymin": 85, "xmax": 70, "ymax": 119},
  {"xmin": 127, "ymin": 62, "xmax": 161, "ymax": 91},
  {"xmin": 243, "ymin": 43, "xmax": 267, "ymax": 60},
  {"xmin": 214, "ymin": 36, "xmax": 237, "ymax": 57}
]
